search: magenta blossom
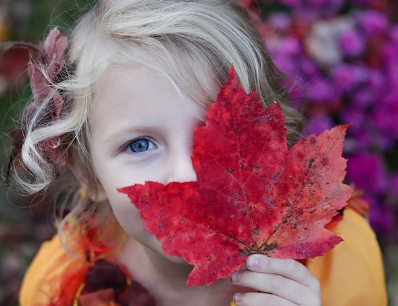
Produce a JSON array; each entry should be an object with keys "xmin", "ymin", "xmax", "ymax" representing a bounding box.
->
[
  {"xmin": 371, "ymin": 91, "xmax": 398, "ymax": 141},
  {"xmin": 369, "ymin": 205, "xmax": 395, "ymax": 237},
  {"xmin": 367, "ymin": 69, "xmax": 385, "ymax": 96},
  {"xmin": 300, "ymin": 58, "xmax": 318, "ymax": 77},
  {"xmin": 279, "ymin": 0, "xmax": 300, "ymax": 9},
  {"xmin": 303, "ymin": 114, "xmax": 334, "ymax": 136},
  {"xmin": 390, "ymin": 173, "xmax": 398, "ymax": 197},
  {"xmin": 339, "ymin": 107, "xmax": 365, "ymax": 134},
  {"xmin": 381, "ymin": 43, "xmax": 398, "ymax": 68},
  {"xmin": 307, "ymin": 75, "xmax": 339, "ymax": 105},
  {"xmin": 356, "ymin": 10, "xmax": 389, "ymax": 38},
  {"xmin": 343, "ymin": 130, "xmax": 373, "ymax": 153},
  {"xmin": 332, "ymin": 64, "xmax": 368, "ymax": 95},
  {"xmin": 352, "ymin": 88, "xmax": 375, "ymax": 109},
  {"xmin": 268, "ymin": 13, "xmax": 291, "ymax": 32},
  {"xmin": 339, "ymin": 29, "xmax": 365, "ymax": 58},
  {"xmin": 391, "ymin": 25, "xmax": 398, "ymax": 45},
  {"xmin": 347, "ymin": 154, "xmax": 388, "ymax": 196},
  {"xmin": 351, "ymin": 0, "xmax": 373, "ymax": 4}
]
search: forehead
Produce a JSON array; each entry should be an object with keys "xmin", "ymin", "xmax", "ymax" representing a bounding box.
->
[{"xmin": 90, "ymin": 64, "xmax": 211, "ymax": 134}]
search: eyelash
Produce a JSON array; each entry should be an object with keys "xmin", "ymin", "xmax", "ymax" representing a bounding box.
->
[{"xmin": 124, "ymin": 137, "xmax": 158, "ymax": 154}]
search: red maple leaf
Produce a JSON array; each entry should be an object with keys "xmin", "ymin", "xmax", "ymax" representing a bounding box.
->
[{"xmin": 119, "ymin": 66, "xmax": 353, "ymax": 287}]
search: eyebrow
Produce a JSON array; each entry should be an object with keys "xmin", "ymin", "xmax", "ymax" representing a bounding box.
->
[{"xmin": 103, "ymin": 126, "xmax": 165, "ymax": 144}]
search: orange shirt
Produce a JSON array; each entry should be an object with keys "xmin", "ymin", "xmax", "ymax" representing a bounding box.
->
[{"xmin": 19, "ymin": 207, "xmax": 387, "ymax": 306}]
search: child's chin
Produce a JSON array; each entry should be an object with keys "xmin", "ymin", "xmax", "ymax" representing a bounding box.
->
[
  {"xmin": 146, "ymin": 238, "xmax": 192, "ymax": 266},
  {"xmin": 164, "ymin": 254, "xmax": 192, "ymax": 266}
]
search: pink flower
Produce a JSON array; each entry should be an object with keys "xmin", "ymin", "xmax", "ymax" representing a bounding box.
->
[
  {"xmin": 344, "ymin": 131, "xmax": 372, "ymax": 152},
  {"xmin": 352, "ymin": 0, "xmax": 373, "ymax": 4},
  {"xmin": 339, "ymin": 29, "xmax": 365, "ymax": 58},
  {"xmin": 306, "ymin": 75, "xmax": 339, "ymax": 105},
  {"xmin": 356, "ymin": 10, "xmax": 389, "ymax": 38},
  {"xmin": 369, "ymin": 205, "xmax": 394, "ymax": 237},
  {"xmin": 352, "ymin": 88, "xmax": 375, "ymax": 109},
  {"xmin": 268, "ymin": 13, "xmax": 291, "ymax": 32},
  {"xmin": 347, "ymin": 154, "xmax": 388, "ymax": 195},
  {"xmin": 279, "ymin": 36, "xmax": 302, "ymax": 56},
  {"xmin": 280, "ymin": 0, "xmax": 300, "ymax": 9},
  {"xmin": 300, "ymin": 58, "xmax": 318, "ymax": 77},
  {"xmin": 331, "ymin": 64, "xmax": 367, "ymax": 94},
  {"xmin": 339, "ymin": 107, "xmax": 365, "ymax": 131},
  {"xmin": 390, "ymin": 173, "xmax": 398, "ymax": 197},
  {"xmin": 371, "ymin": 92, "xmax": 398, "ymax": 141},
  {"xmin": 367, "ymin": 69, "xmax": 385, "ymax": 96},
  {"xmin": 381, "ymin": 43, "xmax": 398, "ymax": 67},
  {"xmin": 303, "ymin": 115, "xmax": 334, "ymax": 136},
  {"xmin": 391, "ymin": 25, "xmax": 398, "ymax": 45}
]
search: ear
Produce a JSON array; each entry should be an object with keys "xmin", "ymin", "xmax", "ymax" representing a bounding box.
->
[{"xmin": 66, "ymin": 143, "xmax": 108, "ymax": 203}]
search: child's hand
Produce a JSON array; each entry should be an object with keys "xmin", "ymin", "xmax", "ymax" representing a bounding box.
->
[{"xmin": 231, "ymin": 255, "xmax": 321, "ymax": 306}]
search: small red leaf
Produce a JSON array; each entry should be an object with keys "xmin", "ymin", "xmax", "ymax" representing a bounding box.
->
[{"xmin": 119, "ymin": 66, "xmax": 353, "ymax": 287}]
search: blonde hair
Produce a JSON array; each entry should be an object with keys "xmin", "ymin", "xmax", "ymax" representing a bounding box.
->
[{"xmin": 6, "ymin": 0, "xmax": 303, "ymax": 248}]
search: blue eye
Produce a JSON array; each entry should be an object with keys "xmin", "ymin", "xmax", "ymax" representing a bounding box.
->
[{"xmin": 128, "ymin": 138, "xmax": 157, "ymax": 153}]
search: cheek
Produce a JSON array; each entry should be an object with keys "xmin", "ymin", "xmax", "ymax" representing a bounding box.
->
[
  {"xmin": 107, "ymin": 190, "xmax": 145, "ymax": 234},
  {"xmin": 102, "ymin": 179, "xmax": 190, "ymax": 265}
]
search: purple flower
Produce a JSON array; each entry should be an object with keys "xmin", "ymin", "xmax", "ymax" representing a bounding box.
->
[
  {"xmin": 352, "ymin": 88, "xmax": 375, "ymax": 109},
  {"xmin": 280, "ymin": 36, "xmax": 302, "ymax": 57},
  {"xmin": 356, "ymin": 10, "xmax": 389, "ymax": 38},
  {"xmin": 369, "ymin": 205, "xmax": 394, "ymax": 237},
  {"xmin": 381, "ymin": 43, "xmax": 398, "ymax": 67},
  {"xmin": 332, "ymin": 64, "xmax": 368, "ymax": 94},
  {"xmin": 332, "ymin": 65, "xmax": 356, "ymax": 94},
  {"xmin": 345, "ymin": 130, "xmax": 372, "ymax": 151},
  {"xmin": 339, "ymin": 29, "xmax": 365, "ymax": 58},
  {"xmin": 372, "ymin": 132, "xmax": 394, "ymax": 150},
  {"xmin": 307, "ymin": 76, "xmax": 338, "ymax": 105},
  {"xmin": 280, "ymin": 0, "xmax": 300, "ymax": 9},
  {"xmin": 367, "ymin": 69, "xmax": 385, "ymax": 96},
  {"xmin": 268, "ymin": 13, "xmax": 291, "ymax": 32},
  {"xmin": 299, "ymin": 58, "xmax": 318, "ymax": 78},
  {"xmin": 303, "ymin": 114, "xmax": 334, "ymax": 136},
  {"xmin": 390, "ymin": 173, "xmax": 398, "ymax": 197},
  {"xmin": 372, "ymin": 93, "xmax": 398, "ymax": 139},
  {"xmin": 339, "ymin": 107, "xmax": 365, "ymax": 132},
  {"xmin": 269, "ymin": 37, "xmax": 303, "ymax": 75},
  {"xmin": 321, "ymin": 0, "xmax": 345, "ymax": 15},
  {"xmin": 372, "ymin": 108, "xmax": 392, "ymax": 134},
  {"xmin": 391, "ymin": 25, "xmax": 398, "ymax": 45},
  {"xmin": 272, "ymin": 53, "xmax": 297, "ymax": 75},
  {"xmin": 347, "ymin": 154, "xmax": 388, "ymax": 195},
  {"xmin": 351, "ymin": 0, "xmax": 373, "ymax": 4},
  {"xmin": 306, "ymin": 0, "xmax": 328, "ymax": 9},
  {"xmin": 386, "ymin": 63, "xmax": 398, "ymax": 89},
  {"xmin": 287, "ymin": 87, "xmax": 305, "ymax": 107},
  {"xmin": 381, "ymin": 90, "xmax": 398, "ymax": 109}
]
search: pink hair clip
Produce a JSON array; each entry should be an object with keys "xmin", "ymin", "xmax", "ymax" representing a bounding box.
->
[{"xmin": 2, "ymin": 27, "xmax": 68, "ymax": 173}]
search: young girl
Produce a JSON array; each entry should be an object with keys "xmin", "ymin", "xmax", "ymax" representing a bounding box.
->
[{"xmin": 4, "ymin": 0, "xmax": 387, "ymax": 305}]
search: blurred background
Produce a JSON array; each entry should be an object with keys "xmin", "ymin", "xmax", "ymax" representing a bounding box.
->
[{"xmin": 0, "ymin": 0, "xmax": 397, "ymax": 305}]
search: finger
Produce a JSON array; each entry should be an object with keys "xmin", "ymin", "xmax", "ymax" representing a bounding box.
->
[
  {"xmin": 233, "ymin": 291, "xmax": 298, "ymax": 306},
  {"xmin": 246, "ymin": 255, "xmax": 320, "ymax": 289},
  {"xmin": 231, "ymin": 270, "xmax": 318, "ymax": 305}
]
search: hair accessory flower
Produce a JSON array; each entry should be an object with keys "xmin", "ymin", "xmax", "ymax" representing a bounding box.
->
[{"xmin": 1, "ymin": 27, "xmax": 68, "ymax": 175}]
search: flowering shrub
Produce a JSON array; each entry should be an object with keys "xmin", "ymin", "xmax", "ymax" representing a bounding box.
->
[{"xmin": 240, "ymin": 0, "xmax": 398, "ymax": 240}]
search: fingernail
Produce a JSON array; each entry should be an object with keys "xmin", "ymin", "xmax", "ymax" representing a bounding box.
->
[
  {"xmin": 247, "ymin": 255, "xmax": 259, "ymax": 268},
  {"xmin": 233, "ymin": 292, "xmax": 243, "ymax": 305},
  {"xmin": 230, "ymin": 270, "xmax": 242, "ymax": 282}
]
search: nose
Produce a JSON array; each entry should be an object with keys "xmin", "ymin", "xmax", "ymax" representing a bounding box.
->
[{"xmin": 165, "ymin": 151, "xmax": 197, "ymax": 184}]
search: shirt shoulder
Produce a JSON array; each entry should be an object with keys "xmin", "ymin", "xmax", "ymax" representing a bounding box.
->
[
  {"xmin": 306, "ymin": 207, "xmax": 387, "ymax": 306},
  {"xmin": 19, "ymin": 233, "xmax": 87, "ymax": 306}
]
